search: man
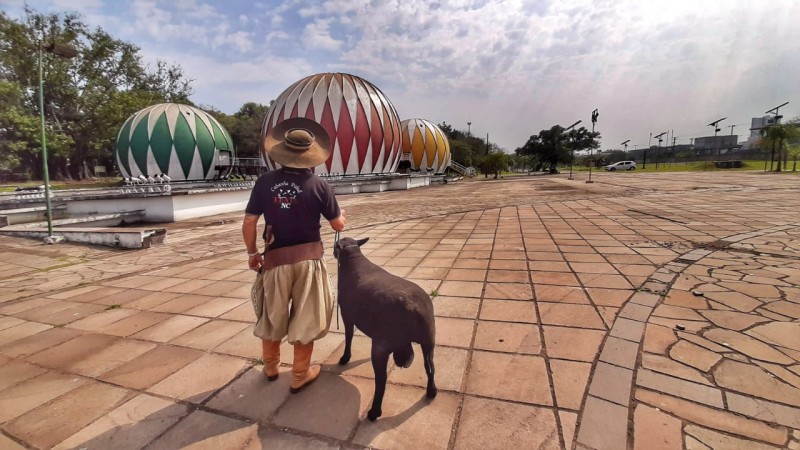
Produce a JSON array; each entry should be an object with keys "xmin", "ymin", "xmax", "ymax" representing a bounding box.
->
[{"xmin": 242, "ymin": 117, "xmax": 345, "ymax": 393}]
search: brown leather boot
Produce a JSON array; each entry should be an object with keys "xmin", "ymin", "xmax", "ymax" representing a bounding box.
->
[
  {"xmin": 290, "ymin": 342, "xmax": 320, "ymax": 393},
  {"xmin": 262, "ymin": 340, "xmax": 281, "ymax": 381}
]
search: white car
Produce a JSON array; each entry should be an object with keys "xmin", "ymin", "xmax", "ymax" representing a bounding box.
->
[{"xmin": 605, "ymin": 161, "xmax": 636, "ymax": 171}]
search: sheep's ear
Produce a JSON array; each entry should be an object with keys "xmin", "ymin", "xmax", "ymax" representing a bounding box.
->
[{"xmin": 356, "ymin": 238, "xmax": 369, "ymax": 247}]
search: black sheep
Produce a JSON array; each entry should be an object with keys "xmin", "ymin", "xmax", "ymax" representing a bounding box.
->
[{"xmin": 334, "ymin": 237, "xmax": 437, "ymax": 421}]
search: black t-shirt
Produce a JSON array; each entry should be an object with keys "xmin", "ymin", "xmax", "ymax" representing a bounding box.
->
[{"xmin": 245, "ymin": 168, "xmax": 340, "ymax": 249}]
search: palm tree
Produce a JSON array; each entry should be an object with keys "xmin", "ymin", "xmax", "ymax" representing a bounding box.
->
[{"xmin": 761, "ymin": 123, "xmax": 800, "ymax": 172}]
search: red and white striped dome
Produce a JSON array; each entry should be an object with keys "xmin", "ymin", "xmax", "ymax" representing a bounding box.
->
[{"xmin": 261, "ymin": 73, "xmax": 402, "ymax": 175}]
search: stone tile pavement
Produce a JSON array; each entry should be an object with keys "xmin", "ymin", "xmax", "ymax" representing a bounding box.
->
[{"xmin": 0, "ymin": 171, "xmax": 799, "ymax": 449}]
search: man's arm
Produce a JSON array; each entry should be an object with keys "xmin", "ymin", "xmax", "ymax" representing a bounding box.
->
[
  {"xmin": 329, "ymin": 209, "xmax": 346, "ymax": 231},
  {"xmin": 242, "ymin": 213, "xmax": 263, "ymax": 271}
]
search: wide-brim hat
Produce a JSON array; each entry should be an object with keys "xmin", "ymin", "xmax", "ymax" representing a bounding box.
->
[{"xmin": 264, "ymin": 117, "xmax": 331, "ymax": 169}]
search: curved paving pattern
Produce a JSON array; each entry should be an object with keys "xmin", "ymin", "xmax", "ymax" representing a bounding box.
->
[{"xmin": 0, "ymin": 171, "xmax": 798, "ymax": 449}]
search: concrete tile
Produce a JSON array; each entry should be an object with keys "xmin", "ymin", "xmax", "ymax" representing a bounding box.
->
[
  {"xmin": 147, "ymin": 409, "xmax": 258, "ymax": 450},
  {"xmin": 252, "ymin": 428, "xmax": 338, "ymax": 449},
  {"xmin": 67, "ymin": 339, "xmax": 157, "ymax": 377},
  {"xmin": 636, "ymin": 389, "xmax": 788, "ymax": 446},
  {"xmin": 214, "ymin": 327, "xmax": 261, "ymax": 359},
  {"xmin": 713, "ymin": 359, "xmax": 800, "ymax": 406},
  {"xmin": 636, "ymin": 369, "xmax": 723, "ymax": 407},
  {"xmin": 669, "ymin": 339, "xmax": 721, "ymax": 372},
  {"xmin": 27, "ymin": 333, "xmax": 119, "ymax": 370},
  {"xmin": 219, "ymin": 302, "xmax": 255, "ymax": 321},
  {"xmin": 543, "ymin": 326, "xmax": 605, "ymax": 361},
  {"xmin": 534, "ymin": 285, "xmax": 589, "ymax": 304},
  {"xmin": 0, "ymin": 434, "xmax": 25, "ymax": 450},
  {"xmin": 539, "ymin": 303, "xmax": 605, "ymax": 329},
  {"xmin": 726, "ymin": 392, "xmax": 800, "ymax": 429},
  {"xmin": 641, "ymin": 353, "xmax": 712, "ymax": 385},
  {"xmin": 437, "ymin": 280, "xmax": 483, "ymax": 298},
  {"xmin": 531, "ymin": 271, "xmax": 580, "ymax": 286},
  {"xmin": 185, "ymin": 297, "xmax": 247, "ymax": 318},
  {"xmin": 610, "ymin": 317, "xmax": 646, "ymax": 342},
  {"xmin": 599, "ymin": 336, "xmax": 641, "ymax": 369},
  {"xmin": 479, "ymin": 299, "xmax": 538, "ymax": 323},
  {"xmin": 559, "ymin": 410, "xmax": 577, "ymax": 448},
  {"xmin": 273, "ymin": 373, "xmax": 373, "ymax": 440},
  {"xmin": 0, "ymin": 360, "xmax": 47, "ymax": 392},
  {"xmin": 483, "ymin": 282, "xmax": 533, "ymax": 300},
  {"xmin": 576, "ymin": 396, "xmax": 628, "ymax": 450},
  {"xmin": 206, "ymin": 366, "xmax": 291, "ymax": 422},
  {"xmin": 0, "ymin": 327, "xmax": 84, "ymax": 358},
  {"xmin": 99, "ymin": 345, "xmax": 204, "ymax": 390},
  {"xmin": 586, "ymin": 287, "xmax": 633, "ymax": 307},
  {"xmin": 705, "ymin": 328, "xmax": 793, "ymax": 364},
  {"xmin": 352, "ymin": 386, "xmax": 458, "ymax": 450},
  {"xmin": 432, "ymin": 295, "xmax": 480, "ymax": 319},
  {"xmin": 633, "ymin": 403, "xmax": 682, "ymax": 450},
  {"xmin": 388, "ymin": 345, "xmax": 468, "ymax": 392},
  {"xmin": 486, "ymin": 269, "xmax": 529, "ymax": 283},
  {"xmin": 131, "ymin": 314, "xmax": 209, "ymax": 342},
  {"xmin": 446, "ymin": 268, "xmax": 487, "ymax": 281},
  {"xmin": 4, "ymin": 382, "xmax": 132, "ymax": 449},
  {"xmin": 149, "ymin": 294, "xmax": 212, "ymax": 313},
  {"xmin": 170, "ymin": 320, "xmax": 249, "ymax": 350},
  {"xmin": 322, "ymin": 335, "xmax": 376, "ymax": 378},
  {"xmin": 454, "ymin": 397, "xmax": 559, "ymax": 449},
  {"xmin": 65, "ymin": 308, "xmax": 138, "ymax": 332},
  {"xmin": 473, "ymin": 321, "xmax": 541, "ymax": 354},
  {"xmin": 434, "ymin": 317, "xmax": 475, "ymax": 348},
  {"xmin": 148, "ymin": 353, "xmax": 250, "ymax": 403},
  {"xmin": 0, "ymin": 372, "xmax": 87, "ymax": 422},
  {"xmin": 550, "ymin": 359, "xmax": 591, "ymax": 410},
  {"xmin": 466, "ymin": 351, "xmax": 552, "ymax": 405},
  {"xmin": 0, "ymin": 321, "xmax": 53, "ymax": 346},
  {"xmin": 588, "ymin": 362, "xmax": 633, "ymax": 406},
  {"xmin": 684, "ymin": 425, "xmax": 781, "ymax": 450},
  {"xmin": 53, "ymin": 394, "xmax": 188, "ymax": 450}
]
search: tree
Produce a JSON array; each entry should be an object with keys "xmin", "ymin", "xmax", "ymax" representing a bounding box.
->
[
  {"xmin": 760, "ymin": 121, "xmax": 800, "ymax": 172},
  {"xmin": 516, "ymin": 125, "xmax": 600, "ymax": 173},
  {"xmin": 209, "ymin": 102, "xmax": 271, "ymax": 159},
  {"xmin": 477, "ymin": 151, "xmax": 509, "ymax": 179},
  {"xmin": 0, "ymin": 8, "xmax": 194, "ymax": 179}
]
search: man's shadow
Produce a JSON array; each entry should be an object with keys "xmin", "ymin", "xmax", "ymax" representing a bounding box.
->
[{"xmin": 66, "ymin": 360, "xmax": 426, "ymax": 449}]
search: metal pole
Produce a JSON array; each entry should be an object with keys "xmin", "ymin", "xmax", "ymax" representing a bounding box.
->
[
  {"xmin": 38, "ymin": 46, "xmax": 54, "ymax": 237},
  {"xmin": 587, "ymin": 121, "xmax": 595, "ymax": 183}
]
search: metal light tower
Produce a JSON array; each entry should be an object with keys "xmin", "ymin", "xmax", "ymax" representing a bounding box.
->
[
  {"xmin": 587, "ymin": 109, "xmax": 599, "ymax": 183},
  {"xmin": 621, "ymin": 140, "xmax": 630, "ymax": 159},
  {"xmin": 467, "ymin": 121, "xmax": 471, "ymax": 136},
  {"xmin": 765, "ymin": 102, "xmax": 789, "ymax": 171},
  {"xmin": 653, "ymin": 131, "xmax": 666, "ymax": 170},
  {"xmin": 564, "ymin": 120, "xmax": 582, "ymax": 179},
  {"xmin": 38, "ymin": 42, "xmax": 79, "ymax": 239},
  {"xmin": 708, "ymin": 117, "xmax": 726, "ymax": 159}
]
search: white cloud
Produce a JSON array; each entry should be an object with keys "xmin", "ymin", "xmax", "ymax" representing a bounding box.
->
[{"xmin": 301, "ymin": 18, "xmax": 343, "ymax": 50}]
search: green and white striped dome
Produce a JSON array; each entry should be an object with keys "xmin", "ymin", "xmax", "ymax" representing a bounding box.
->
[{"xmin": 114, "ymin": 103, "xmax": 235, "ymax": 181}]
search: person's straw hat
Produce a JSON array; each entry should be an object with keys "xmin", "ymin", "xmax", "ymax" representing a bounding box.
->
[{"xmin": 264, "ymin": 117, "xmax": 331, "ymax": 169}]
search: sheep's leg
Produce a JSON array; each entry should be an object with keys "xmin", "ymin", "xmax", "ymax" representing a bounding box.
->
[
  {"xmin": 338, "ymin": 320, "xmax": 354, "ymax": 365},
  {"xmin": 367, "ymin": 342, "xmax": 390, "ymax": 421},
  {"xmin": 422, "ymin": 343, "xmax": 437, "ymax": 399}
]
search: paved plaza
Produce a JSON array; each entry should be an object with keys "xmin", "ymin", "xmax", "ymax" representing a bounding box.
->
[{"xmin": 0, "ymin": 171, "xmax": 799, "ymax": 449}]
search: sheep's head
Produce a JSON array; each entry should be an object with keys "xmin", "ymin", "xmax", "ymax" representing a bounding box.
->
[{"xmin": 334, "ymin": 237, "xmax": 369, "ymax": 260}]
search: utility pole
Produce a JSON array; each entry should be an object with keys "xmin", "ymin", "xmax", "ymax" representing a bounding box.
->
[
  {"xmin": 621, "ymin": 140, "xmax": 630, "ymax": 159},
  {"xmin": 564, "ymin": 120, "xmax": 581, "ymax": 179},
  {"xmin": 467, "ymin": 122, "xmax": 471, "ymax": 136},
  {"xmin": 708, "ymin": 117, "xmax": 726, "ymax": 160},
  {"xmin": 587, "ymin": 109, "xmax": 598, "ymax": 183},
  {"xmin": 766, "ymin": 102, "xmax": 788, "ymax": 171}
]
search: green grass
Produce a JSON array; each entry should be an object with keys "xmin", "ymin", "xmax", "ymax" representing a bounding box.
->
[
  {"xmin": 568, "ymin": 160, "xmax": 797, "ymax": 173},
  {"xmin": 0, "ymin": 178, "xmax": 123, "ymax": 192}
]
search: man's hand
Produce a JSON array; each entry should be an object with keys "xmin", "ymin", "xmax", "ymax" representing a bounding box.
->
[
  {"xmin": 248, "ymin": 253, "xmax": 263, "ymax": 272},
  {"xmin": 330, "ymin": 208, "xmax": 346, "ymax": 231}
]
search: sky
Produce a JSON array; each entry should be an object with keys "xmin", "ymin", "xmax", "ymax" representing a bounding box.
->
[{"xmin": 5, "ymin": 0, "xmax": 799, "ymax": 152}]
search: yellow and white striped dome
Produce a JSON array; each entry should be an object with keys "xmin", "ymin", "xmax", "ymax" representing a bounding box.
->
[{"xmin": 400, "ymin": 119, "xmax": 451, "ymax": 174}]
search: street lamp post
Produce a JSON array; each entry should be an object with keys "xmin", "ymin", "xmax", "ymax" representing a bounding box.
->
[
  {"xmin": 707, "ymin": 117, "xmax": 726, "ymax": 161},
  {"xmin": 653, "ymin": 132, "xmax": 666, "ymax": 170},
  {"xmin": 467, "ymin": 122, "xmax": 471, "ymax": 137},
  {"xmin": 564, "ymin": 120, "xmax": 582, "ymax": 179},
  {"xmin": 38, "ymin": 42, "xmax": 78, "ymax": 239},
  {"xmin": 587, "ymin": 109, "xmax": 598, "ymax": 183},
  {"xmin": 621, "ymin": 140, "xmax": 630, "ymax": 159}
]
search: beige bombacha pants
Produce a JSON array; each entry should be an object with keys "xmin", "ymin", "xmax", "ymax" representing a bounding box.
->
[{"xmin": 252, "ymin": 259, "xmax": 334, "ymax": 345}]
